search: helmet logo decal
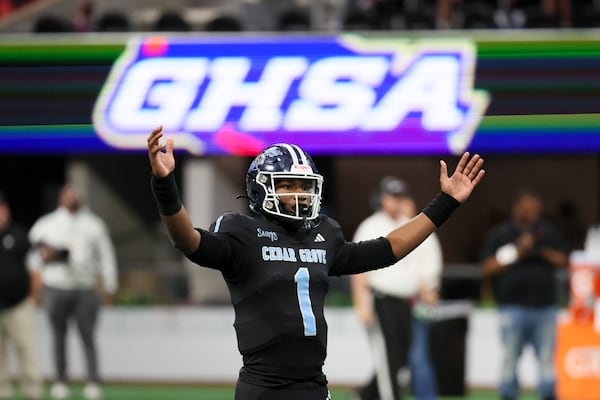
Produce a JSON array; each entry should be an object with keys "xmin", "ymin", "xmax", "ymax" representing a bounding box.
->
[{"xmin": 290, "ymin": 164, "xmax": 313, "ymax": 174}]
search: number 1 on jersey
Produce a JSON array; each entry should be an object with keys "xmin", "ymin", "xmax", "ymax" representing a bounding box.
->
[{"xmin": 294, "ymin": 267, "xmax": 316, "ymax": 336}]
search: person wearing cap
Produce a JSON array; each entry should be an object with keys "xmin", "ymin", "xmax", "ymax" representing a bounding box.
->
[
  {"xmin": 350, "ymin": 177, "xmax": 443, "ymax": 400},
  {"xmin": 27, "ymin": 183, "xmax": 118, "ymax": 400},
  {"xmin": 0, "ymin": 192, "xmax": 43, "ymax": 400}
]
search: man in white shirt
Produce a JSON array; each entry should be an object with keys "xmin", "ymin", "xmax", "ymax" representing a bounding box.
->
[
  {"xmin": 28, "ymin": 183, "xmax": 117, "ymax": 400},
  {"xmin": 351, "ymin": 177, "xmax": 442, "ymax": 400}
]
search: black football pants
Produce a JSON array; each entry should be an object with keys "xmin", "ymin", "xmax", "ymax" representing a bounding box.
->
[
  {"xmin": 358, "ymin": 293, "xmax": 412, "ymax": 400},
  {"xmin": 235, "ymin": 379, "xmax": 331, "ymax": 400}
]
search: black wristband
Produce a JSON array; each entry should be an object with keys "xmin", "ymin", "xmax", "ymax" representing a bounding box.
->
[
  {"xmin": 422, "ymin": 192, "xmax": 461, "ymax": 227},
  {"xmin": 151, "ymin": 172, "xmax": 183, "ymax": 216}
]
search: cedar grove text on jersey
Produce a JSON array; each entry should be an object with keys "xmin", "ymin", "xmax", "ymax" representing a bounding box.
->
[{"xmin": 261, "ymin": 246, "xmax": 327, "ymax": 264}]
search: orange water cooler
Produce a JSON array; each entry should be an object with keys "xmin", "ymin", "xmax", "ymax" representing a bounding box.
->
[{"xmin": 555, "ymin": 251, "xmax": 600, "ymax": 400}]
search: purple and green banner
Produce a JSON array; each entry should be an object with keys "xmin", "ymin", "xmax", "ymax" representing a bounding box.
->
[{"xmin": 1, "ymin": 32, "xmax": 599, "ymax": 155}]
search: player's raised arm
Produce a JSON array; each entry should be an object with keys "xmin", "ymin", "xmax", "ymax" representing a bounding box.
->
[
  {"xmin": 147, "ymin": 126, "xmax": 201, "ymax": 255},
  {"xmin": 386, "ymin": 152, "xmax": 485, "ymax": 260}
]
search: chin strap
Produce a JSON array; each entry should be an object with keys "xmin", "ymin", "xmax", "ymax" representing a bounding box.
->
[
  {"xmin": 302, "ymin": 215, "xmax": 309, "ymax": 230},
  {"xmin": 299, "ymin": 205, "xmax": 312, "ymax": 230}
]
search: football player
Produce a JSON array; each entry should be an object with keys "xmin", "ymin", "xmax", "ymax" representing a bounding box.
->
[{"xmin": 146, "ymin": 126, "xmax": 484, "ymax": 400}]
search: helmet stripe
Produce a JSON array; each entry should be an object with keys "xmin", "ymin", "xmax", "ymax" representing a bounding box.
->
[
  {"xmin": 281, "ymin": 144, "xmax": 300, "ymax": 165},
  {"xmin": 213, "ymin": 215, "xmax": 224, "ymax": 232},
  {"xmin": 290, "ymin": 144, "xmax": 309, "ymax": 165}
]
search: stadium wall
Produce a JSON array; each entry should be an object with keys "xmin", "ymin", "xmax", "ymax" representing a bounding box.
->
[{"xmin": 11, "ymin": 306, "xmax": 545, "ymax": 389}]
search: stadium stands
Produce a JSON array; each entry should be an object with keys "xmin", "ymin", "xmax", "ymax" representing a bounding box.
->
[
  {"xmin": 0, "ymin": 0, "xmax": 596, "ymax": 33},
  {"xmin": 0, "ymin": 0, "xmax": 38, "ymax": 19}
]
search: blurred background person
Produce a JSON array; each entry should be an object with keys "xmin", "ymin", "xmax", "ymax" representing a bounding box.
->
[
  {"xmin": 480, "ymin": 188, "xmax": 569, "ymax": 400},
  {"xmin": 28, "ymin": 183, "xmax": 118, "ymax": 400},
  {"xmin": 351, "ymin": 177, "xmax": 442, "ymax": 400},
  {"xmin": 0, "ymin": 191, "xmax": 43, "ymax": 400},
  {"xmin": 72, "ymin": 0, "xmax": 93, "ymax": 32}
]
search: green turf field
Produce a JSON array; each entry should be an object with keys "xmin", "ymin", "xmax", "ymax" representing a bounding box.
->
[{"xmin": 15, "ymin": 384, "xmax": 539, "ymax": 400}]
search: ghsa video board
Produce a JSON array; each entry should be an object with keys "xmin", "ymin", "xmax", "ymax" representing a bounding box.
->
[{"xmin": 1, "ymin": 31, "xmax": 600, "ymax": 155}]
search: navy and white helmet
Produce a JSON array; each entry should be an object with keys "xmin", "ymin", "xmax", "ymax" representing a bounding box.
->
[{"xmin": 246, "ymin": 143, "xmax": 323, "ymax": 223}]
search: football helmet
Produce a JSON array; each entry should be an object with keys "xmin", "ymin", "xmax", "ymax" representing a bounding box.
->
[{"xmin": 246, "ymin": 143, "xmax": 323, "ymax": 223}]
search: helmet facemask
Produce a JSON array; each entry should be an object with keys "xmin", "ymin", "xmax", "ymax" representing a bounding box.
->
[{"xmin": 256, "ymin": 171, "xmax": 323, "ymax": 222}]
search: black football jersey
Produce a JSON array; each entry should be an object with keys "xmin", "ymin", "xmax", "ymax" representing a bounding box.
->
[
  {"xmin": 186, "ymin": 212, "xmax": 396, "ymax": 386},
  {"xmin": 0, "ymin": 222, "xmax": 30, "ymax": 310}
]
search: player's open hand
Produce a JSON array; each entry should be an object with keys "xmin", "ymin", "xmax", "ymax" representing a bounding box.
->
[
  {"xmin": 147, "ymin": 126, "xmax": 175, "ymax": 178},
  {"xmin": 440, "ymin": 152, "xmax": 485, "ymax": 203}
]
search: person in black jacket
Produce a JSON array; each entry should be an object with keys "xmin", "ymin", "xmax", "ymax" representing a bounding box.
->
[
  {"xmin": 0, "ymin": 192, "xmax": 43, "ymax": 400},
  {"xmin": 146, "ymin": 125, "xmax": 485, "ymax": 400},
  {"xmin": 481, "ymin": 188, "xmax": 569, "ymax": 400}
]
